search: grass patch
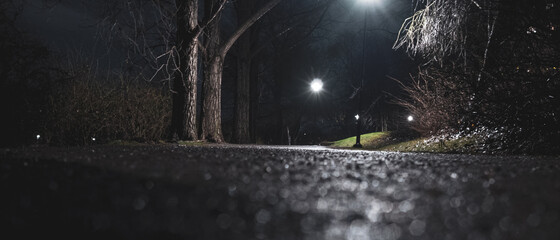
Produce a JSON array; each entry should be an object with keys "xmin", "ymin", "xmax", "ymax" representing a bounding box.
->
[
  {"xmin": 329, "ymin": 131, "xmax": 482, "ymax": 154},
  {"xmin": 380, "ymin": 133, "xmax": 482, "ymax": 153},
  {"xmin": 329, "ymin": 132, "xmax": 390, "ymax": 149},
  {"xmin": 380, "ymin": 134, "xmax": 480, "ymax": 153}
]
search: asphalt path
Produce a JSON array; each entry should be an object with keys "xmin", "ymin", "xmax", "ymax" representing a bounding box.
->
[{"xmin": 1, "ymin": 144, "xmax": 560, "ymax": 240}]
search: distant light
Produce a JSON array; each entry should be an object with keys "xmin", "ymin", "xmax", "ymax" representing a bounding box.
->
[
  {"xmin": 36, "ymin": 134, "xmax": 40, "ymax": 140},
  {"xmin": 355, "ymin": 114, "xmax": 360, "ymax": 120},
  {"xmin": 92, "ymin": 137, "xmax": 96, "ymax": 141},
  {"xmin": 310, "ymin": 78, "xmax": 323, "ymax": 92},
  {"xmin": 407, "ymin": 115, "xmax": 414, "ymax": 122}
]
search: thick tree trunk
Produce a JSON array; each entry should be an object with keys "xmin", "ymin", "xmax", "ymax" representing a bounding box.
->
[
  {"xmin": 202, "ymin": 56, "xmax": 225, "ymax": 142},
  {"xmin": 201, "ymin": 0, "xmax": 282, "ymax": 143},
  {"xmin": 233, "ymin": 36, "xmax": 252, "ymax": 143},
  {"xmin": 171, "ymin": 71, "xmax": 187, "ymax": 139},
  {"xmin": 171, "ymin": 0, "xmax": 198, "ymax": 140},
  {"xmin": 232, "ymin": 0, "xmax": 255, "ymax": 144},
  {"xmin": 201, "ymin": 0, "xmax": 224, "ymax": 143},
  {"xmin": 183, "ymin": 39, "xmax": 199, "ymax": 140}
]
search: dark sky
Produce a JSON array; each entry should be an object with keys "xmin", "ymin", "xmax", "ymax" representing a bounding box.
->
[
  {"xmin": 16, "ymin": 0, "xmax": 100, "ymax": 55},
  {"xmin": 14, "ymin": 0, "xmax": 410, "ymax": 58},
  {"xmin": 12, "ymin": 0, "xmax": 415, "ymax": 90}
]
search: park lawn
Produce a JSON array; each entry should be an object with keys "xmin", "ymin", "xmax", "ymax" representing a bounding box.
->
[
  {"xmin": 379, "ymin": 135, "xmax": 479, "ymax": 153},
  {"xmin": 330, "ymin": 131, "xmax": 480, "ymax": 154},
  {"xmin": 329, "ymin": 132, "xmax": 390, "ymax": 149}
]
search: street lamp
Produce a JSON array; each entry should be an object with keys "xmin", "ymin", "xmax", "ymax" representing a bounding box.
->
[
  {"xmin": 310, "ymin": 78, "xmax": 323, "ymax": 93},
  {"xmin": 353, "ymin": 0, "xmax": 376, "ymax": 148},
  {"xmin": 407, "ymin": 115, "xmax": 414, "ymax": 122},
  {"xmin": 358, "ymin": 0, "xmax": 378, "ymax": 3}
]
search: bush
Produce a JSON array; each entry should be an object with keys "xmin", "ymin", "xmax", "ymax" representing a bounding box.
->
[
  {"xmin": 395, "ymin": 69, "xmax": 467, "ymax": 136},
  {"xmin": 44, "ymin": 78, "xmax": 171, "ymax": 145},
  {"xmin": 394, "ymin": 1, "xmax": 560, "ymax": 155},
  {"xmin": 398, "ymin": 66, "xmax": 560, "ymax": 155}
]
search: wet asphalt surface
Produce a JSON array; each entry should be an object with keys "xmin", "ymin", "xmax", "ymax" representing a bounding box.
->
[{"xmin": 1, "ymin": 144, "xmax": 560, "ymax": 240}]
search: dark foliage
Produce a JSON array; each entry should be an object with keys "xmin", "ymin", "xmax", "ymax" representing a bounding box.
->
[
  {"xmin": 0, "ymin": 1, "xmax": 172, "ymax": 147},
  {"xmin": 0, "ymin": 1, "xmax": 55, "ymax": 146},
  {"xmin": 395, "ymin": 0, "xmax": 560, "ymax": 154},
  {"xmin": 44, "ymin": 77, "xmax": 171, "ymax": 145}
]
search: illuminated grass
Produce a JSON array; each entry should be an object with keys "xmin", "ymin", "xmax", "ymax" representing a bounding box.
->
[
  {"xmin": 330, "ymin": 132, "xmax": 389, "ymax": 148},
  {"xmin": 380, "ymin": 135, "xmax": 479, "ymax": 153},
  {"xmin": 330, "ymin": 131, "xmax": 481, "ymax": 154}
]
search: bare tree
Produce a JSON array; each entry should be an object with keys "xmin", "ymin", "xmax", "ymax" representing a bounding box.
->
[
  {"xmin": 171, "ymin": 0, "xmax": 199, "ymax": 140},
  {"xmin": 96, "ymin": 0, "xmax": 227, "ymax": 141},
  {"xmin": 232, "ymin": 0, "xmax": 256, "ymax": 144},
  {"xmin": 201, "ymin": 0, "xmax": 282, "ymax": 143}
]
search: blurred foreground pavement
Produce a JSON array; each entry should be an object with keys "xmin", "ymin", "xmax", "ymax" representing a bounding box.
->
[{"xmin": 1, "ymin": 145, "xmax": 560, "ymax": 240}]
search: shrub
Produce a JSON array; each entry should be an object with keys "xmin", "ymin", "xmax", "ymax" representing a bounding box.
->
[
  {"xmin": 44, "ymin": 78, "xmax": 171, "ymax": 145},
  {"xmin": 395, "ymin": 69, "xmax": 467, "ymax": 136}
]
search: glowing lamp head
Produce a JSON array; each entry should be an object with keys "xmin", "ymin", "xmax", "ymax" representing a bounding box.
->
[
  {"xmin": 358, "ymin": 0, "xmax": 379, "ymax": 4},
  {"xmin": 310, "ymin": 79, "xmax": 323, "ymax": 92},
  {"xmin": 407, "ymin": 115, "xmax": 414, "ymax": 122},
  {"xmin": 355, "ymin": 114, "xmax": 360, "ymax": 120},
  {"xmin": 36, "ymin": 134, "xmax": 40, "ymax": 140}
]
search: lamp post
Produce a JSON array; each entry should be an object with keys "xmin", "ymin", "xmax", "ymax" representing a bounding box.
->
[
  {"xmin": 353, "ymin": 0, "xmax": 376, "ymax": 148},
  {"xmin": 308, "ymin": 78, "xmax": 324, "ymax": 144}
]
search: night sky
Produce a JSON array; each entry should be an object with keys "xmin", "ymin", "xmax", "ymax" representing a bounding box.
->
[
  {"xmin": 17, "ymin": 0, "xmax": 98, "ymax": 52},
  {"xmin": 15, "ymin": 0, "xmax": 413, "ymax": 75}
]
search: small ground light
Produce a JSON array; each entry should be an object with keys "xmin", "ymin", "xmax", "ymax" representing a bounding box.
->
[
  {"xmin": 92, "ymin": 137, "xmax": 96, "ymax": 141},
  {"xmin": 407, "ymin": 115, "xmax": 414, "ymax": 122},
  {"xmin": 36, "ymin": 134, "xmax": 40, "ymax": 140},
  {"xmin": 355, "ymin": 114, "xmax": 360, "ymax": 120},
  {"xmin": 310, "ymin": 78, "xmax": 323, "ymax": 92}
]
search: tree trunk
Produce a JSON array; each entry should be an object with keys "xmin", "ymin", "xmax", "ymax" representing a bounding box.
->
[
  {"xmin": 232, "ymin": 0, "xmax": 255, "ymax": 144},
  {"xmin": 273, "ymin": 76, "xmax": 284, "ymax": 144},
  {"xmin": 202, "ymin": 56, "xmax": 225, "ymax": 142},
  {"xmin": 202, "ymin": 0, "xmax": 282, "ymax": 143},
  {"xmin": 233, "ymin": 34, "xmax": 252, "ymax": 143},
  {"xmin": 201, "ymin": 0, "xmax": 224, "ymax": 143},
  {"xmin": 171, "ymin": 70, "xmax": 187, "ymax": 139},
  {"xmin": 171, "ymin": 0, "xmax": 198, "ymax": 141},
  {"xmin": 249, "ymin": 59, "xmax": 260, "ymax": 142}
]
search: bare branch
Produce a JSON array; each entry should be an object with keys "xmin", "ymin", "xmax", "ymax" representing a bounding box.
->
[{"xmin": 220, "ymin": 0, "xmax": 283, "ymax": 57}]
